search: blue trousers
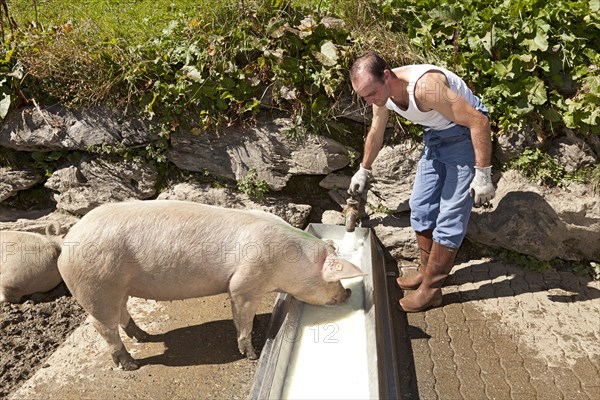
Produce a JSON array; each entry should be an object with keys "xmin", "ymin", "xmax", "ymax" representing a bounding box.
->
[{"xmin": 409, "ymin": 124, "xmax": 475, "ymax": 249}]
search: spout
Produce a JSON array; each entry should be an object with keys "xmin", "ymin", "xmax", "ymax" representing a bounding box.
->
[{"xmin": 344, "ymin": 198, "xmax": 359, "ymax": 232}]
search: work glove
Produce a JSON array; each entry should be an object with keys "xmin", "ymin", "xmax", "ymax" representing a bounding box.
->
[
  {"xmin": 348, "ymin": 164, "xmax": 373, "ymax": 196},
  {"xmin": 469, "ymin": 166, "xmax": 495, "ymax": 206}
]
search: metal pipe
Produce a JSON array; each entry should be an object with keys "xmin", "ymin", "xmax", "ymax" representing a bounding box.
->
[{"xmin": 344, "ymin": 197, "xmax": 359, "ymax": 232}]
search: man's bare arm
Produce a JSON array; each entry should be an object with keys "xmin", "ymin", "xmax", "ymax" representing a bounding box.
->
[
  {"xmin": 361, "ymin": 104, "xmax": 390, "ymax": 169},
  {"xmin": 418, "ymin": 73, "xmax": 492, "ymax": 167}
]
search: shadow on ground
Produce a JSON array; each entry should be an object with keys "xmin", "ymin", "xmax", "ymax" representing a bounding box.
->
[
  {"xmin": 444, "ymin": 259, "xmax": 600, "ymax": 306},
  {"xmin": 136, "ymin": 313, "xmax": 272, "ymax": 367}
]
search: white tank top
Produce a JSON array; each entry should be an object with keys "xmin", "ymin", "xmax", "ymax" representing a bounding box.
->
[{"xmin": 385, "ymin": 64, "xmax": 487, "ymax": 131}]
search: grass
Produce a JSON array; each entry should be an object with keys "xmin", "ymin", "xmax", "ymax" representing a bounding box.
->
[
  {"xmin": 7, "ymin": 0, "xmax": 209, "ymax": 45},
  {"xmin": 6, "ymin": 0, "xmax": 416, "ymax": 63},
  {"xmin": 3, "ymin": 0, "xmax": 421, "ymax": 134}
]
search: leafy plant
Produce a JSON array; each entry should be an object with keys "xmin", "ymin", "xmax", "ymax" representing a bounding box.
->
[
  {"xmin": 590, "ymin": 262, "xmax": 600, "ymax": 280},
  {"xmin": 3, "ymin": 0, "xmax": 598, "ymax": 192},
  {"xmin": 506, "ymin": 148, "xmax": 566, "ymax": 186},
  {"xmin": 383, "ymin": 0, "xmax": 599, "ymax": 137},
  {"xmin": 0, "ymin": 76, "xmax": 10, "ymax": 120},
  {"xmin": 497, "ymin": 249, "xmax": 599, "ymax": 279},
  {"xmin": 237, "ymin": 167, "xmax": 271, "ymax": 201},
  {"xmin": 31, "ymin": 150, "xmax": 78, "ymax": 177},
  {"xmin": 589, "ymin": 164, "xmax": 600, "ymax": 195},
  {"xmin": 497, "ymin": 249, "xmax": 553, "ymax": 273},
  {"xmin": 0, "ymin": 33, "xmax": 21, "ymax": 120}
]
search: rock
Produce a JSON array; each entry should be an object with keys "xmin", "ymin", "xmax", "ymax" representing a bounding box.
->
[
  {"xmin": 319, "ymin": 172, "xmax": 351, "ymax": 191},
  {"xmin": 168, "ymin": 116, "xmax": 354, "ymax": 190},
  {"xmin": 468, "ymin": 170, "xmax": 600, "ymax": 262},
  {"xmin": 0, "ymin": 106, "xmax": 157, "ymax": 151},
  {"xmin": 327, "ymin": 188, "xmax": 347, "ymax": 209},
  {"xmin": 321, "ymin": 210, "xmax": 345, "ymax": 226},
  {"xmin": 586, "ymin": 132, "xmax": 600, "ymax": 157},
  {"xmin": 0, "ymin": 208, "xmax": 80, "ymax": 234},
  {"xmin": 320, "ymin": 173, "xmax": 354, "ymax": 210},
  {"xmin": 157, "ymin": 182, "xmax": 311, "ymax": 228},
  {"xmin": 369, "ymin": 142, "xmax": 422, "ymax": 213},
  {"xmin": 363, "ymin": 213, "xmax": 417, "ymax": 261},
  {"xmin": 494, "ymin": 125, "xmax": 540, "ymax": 164},
  {"xmin": 547, "ymin": 131, "xmax": 597, "ymax": 173},
  {"xmin": 45, "ymin": 155, "xmax": 158, "ymax": 215},
  {"xmin": 333, "ymin": 95, "xmax": 372, "ymax": 124},
  {"xmin": 0, "ymin": 167, "xmax": 43, "ymax": 202}
]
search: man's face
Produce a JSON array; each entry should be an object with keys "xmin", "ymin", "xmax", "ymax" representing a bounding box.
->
[{"xmin": 351, "ymin": 71, "xmax": 389, "ymax": 107}]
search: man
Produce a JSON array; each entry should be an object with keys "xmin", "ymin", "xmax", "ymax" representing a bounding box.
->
[{"xmin": 348, "ymin": 52, "xmax": 495, "ymax": 312}]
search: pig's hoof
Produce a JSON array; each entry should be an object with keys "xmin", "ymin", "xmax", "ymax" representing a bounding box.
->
[
  {"xmin": 245, "ymin": 347, "xmax": 259, "ymax": 360},
  {"xmin": 121, "ymin": 359, "xmax": 140, "ymax": 371},
  {"xmin": 112, "ymin": 349, "xmax": 139, "ymax": 371},
  {"xmin": 239, "ymin": 342, "xmax": 258, "ymax": 360}
]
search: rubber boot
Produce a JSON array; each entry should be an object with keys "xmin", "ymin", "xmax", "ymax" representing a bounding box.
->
[
  {"xmin": 396, "ymin": 230, "xmax": 433, "ymax": 290},
  {"xmin": 398, "ymin": 242, "xmax": 457, "ymax": 313}
]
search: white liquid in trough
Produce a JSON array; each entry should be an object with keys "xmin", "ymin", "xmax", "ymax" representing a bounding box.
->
[{"xmin": 280, "ymin": 234, "xmax": 371, "ymax": 399}]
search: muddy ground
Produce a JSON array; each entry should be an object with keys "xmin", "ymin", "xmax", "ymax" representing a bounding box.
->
[{"xmin": 0, "ymin": 284, "xmax": 86, "ymax": 398}]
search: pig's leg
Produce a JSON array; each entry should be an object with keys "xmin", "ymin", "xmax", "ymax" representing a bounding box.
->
[
  {"xmin": 119, "ymin": 297, "xmax": 149, "ymax": 342},
  {"xmin": 230, "ymin": 296, "xmax": 260, "ymax": 359},
  {"xmin": 86, "ymin": 293, "xmax": 140, "ymax": 371},
  {"xmin": 91, "ymin": 317, "xmax": 139, "ymax": 371}
]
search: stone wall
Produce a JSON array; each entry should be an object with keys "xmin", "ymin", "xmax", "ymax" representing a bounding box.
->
[{"xmin": 1, "ymin": 104, "xmax": 599, "ymax": 263}]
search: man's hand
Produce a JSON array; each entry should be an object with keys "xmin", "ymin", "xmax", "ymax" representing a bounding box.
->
[
  {"xmin": 348, "ymin": 164, "xmax": 373, "ymax": 196},
  {"xmin": 469, "ymin": 166, "xmax": 495, "ymax": 206}
]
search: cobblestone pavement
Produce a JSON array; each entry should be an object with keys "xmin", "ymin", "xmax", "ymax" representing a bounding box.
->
[{"xmin": 399, "ymin": 257, "xmax": 600, "ymax": 400}]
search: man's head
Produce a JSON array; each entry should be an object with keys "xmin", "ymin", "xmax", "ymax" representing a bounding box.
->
[{"xmin": 350, "ymin": 52, "xmax": 394, "ymax": 106}]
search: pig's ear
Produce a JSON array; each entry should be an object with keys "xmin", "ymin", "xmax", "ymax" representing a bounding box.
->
[{"xmin": 322, "ymin": 253, "xmax": 367, "ymax": 282}]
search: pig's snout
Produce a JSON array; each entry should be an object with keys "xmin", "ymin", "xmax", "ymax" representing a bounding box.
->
[{"xmin": 326, "ymin": 288, "xmax": 352, "ymax": 306}]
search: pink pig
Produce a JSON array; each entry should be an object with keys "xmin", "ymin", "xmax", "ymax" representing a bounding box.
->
[
  {"xmin": 1, "ymin": 222, "xmax": 63, "ymax": 303},
  {"xmin": 57, "ymin": 200, "xmax": 365, "ymax": 370}
]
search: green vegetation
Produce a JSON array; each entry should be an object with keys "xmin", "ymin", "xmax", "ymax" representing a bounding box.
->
[
  {"xmin": 1, "ymin": 0, "xmax": 598, "ymax": 189},
  {"xmin": 506, "ymin": 148, "xmax": 567, "ymax": 186},
  {"xmin": 1, "ymin": 0, "xmax": 358, "ymax": 135},
  {"xmin": 391, "ymin": 0, "xmax": 599, "ymax": 137},
  {"xmin": 497, "ymin": 249, "xmax": 600, "ymax": 280},
  {"xmin": 237, "ymin": 167, "xmax": 271, "ymax": 201}
]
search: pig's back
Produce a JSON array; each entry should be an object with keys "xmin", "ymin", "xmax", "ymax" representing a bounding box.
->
[{"xmin": 1, "ymin": 231, "xmax": 62, "ymax": 298}]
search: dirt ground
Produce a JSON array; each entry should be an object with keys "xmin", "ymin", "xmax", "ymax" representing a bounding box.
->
[
  {"xmin": 3, "ymin": 289, "xmax": 277, "ymax": 400},
  {"xmin": 0, "ymin": 284, "xmax": 86, "ymax": 399}
]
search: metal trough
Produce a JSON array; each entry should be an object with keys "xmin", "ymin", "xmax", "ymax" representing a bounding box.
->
[{"xmin": 249, "ymin": 224, "xmax": 403, "ymax": 399}]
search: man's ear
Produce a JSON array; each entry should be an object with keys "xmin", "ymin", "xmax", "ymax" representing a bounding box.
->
[{"xmin": 383, "ymin": 68, "xmax": 391, "ymax": 81}]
